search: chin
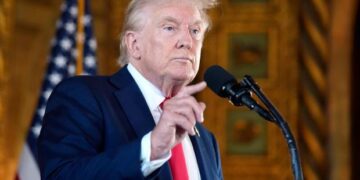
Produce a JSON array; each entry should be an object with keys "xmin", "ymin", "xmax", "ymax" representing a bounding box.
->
[
  {"xmin": 170, "ymin": 72, "xmax": 195, "ymax": 83},
  {"xmin": 167, "ymin": 64, "xmax": 196, "ymax": 81}
]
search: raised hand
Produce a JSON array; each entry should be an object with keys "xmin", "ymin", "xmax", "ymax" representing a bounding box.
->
[{"xmin": 150, "ymin": 81, "xmax": 206, "ymax": 160}]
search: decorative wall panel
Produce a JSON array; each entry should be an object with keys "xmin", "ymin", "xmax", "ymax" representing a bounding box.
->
[
  {"xmin": 199, "ymin": 0, "xmax": 299, "ymax": 178},
  {"xmin": 217, "ymin": 22, "xmax": 279, "ymax": 83},
  {"xmin": 299, "ymin": 0, "xmax": 329, "ymax": 179},
  {"xmin": 226, "ymin": 110, "xmax": 267, "ymax": 155},
  {"xmin": 228, "ymin": 33, "xmax": 268, "ymax": 78}
]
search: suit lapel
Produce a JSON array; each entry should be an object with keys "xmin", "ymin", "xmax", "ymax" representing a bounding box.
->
[
  {"xmin": 110, "ymin": 66, "xmax": 155, "ymax": 138},
  {"xmin": 111, "ymin": 66, "xmax": 229, "ymax": 179},
  {"xmin": 190, "ymin": 123, "xmax": 222, "ymax": 180},
  {"xmin": 110, "ymin": 66, "xmax": 173, "ymax": 179},
  {"xmin": 189, "ymin": 133, "xmax": 207, "ymax": 180}
]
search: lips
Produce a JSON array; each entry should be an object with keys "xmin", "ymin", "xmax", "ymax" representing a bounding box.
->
[{"xmin": 171, "ymin": 57, "xmax": 194, "ymax": 63}]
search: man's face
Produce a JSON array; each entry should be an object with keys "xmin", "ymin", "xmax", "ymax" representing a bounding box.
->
[{"xmin": 135, "ymin": 1, "xmax": 207, "ymax": 85}]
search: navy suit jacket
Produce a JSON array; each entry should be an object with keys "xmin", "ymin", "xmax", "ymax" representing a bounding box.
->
[{"xmin": 38, "ymin": 66, "xmax": 223, "ymax": 179}]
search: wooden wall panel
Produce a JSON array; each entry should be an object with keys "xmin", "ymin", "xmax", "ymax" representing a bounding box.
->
[
  {"xmin": 299, "ymin": 0, "xmax": 357, "ymax": 179},
  {"xmin": 199, "ymin": 0, "xmax": 300, "ymax": 179},
  {"xmin": 1, "ymin": 0, "xmax": 14, "ymax": 178},
  {"xmin": 328, "ymin": 0, "xmax": 357, "ymax": 179}
]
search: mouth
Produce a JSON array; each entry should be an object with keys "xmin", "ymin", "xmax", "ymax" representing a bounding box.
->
[{"xmin": 171, "ymin": 57, "xmax": 194, "ymax": 63}]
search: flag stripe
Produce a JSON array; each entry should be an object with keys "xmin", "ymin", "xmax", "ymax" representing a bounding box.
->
[
  {"xmin": 17, "ymin": 0, "xmax": 97, "ymax": 179},
  {"xmin": 18, "ymin": 144, "xmax": 41, "ymax": 180}
]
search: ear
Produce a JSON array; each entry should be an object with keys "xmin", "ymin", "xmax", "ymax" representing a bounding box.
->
[{"xmin": 125, "ymin": 31, "xmax": 141, "ymax": 60}]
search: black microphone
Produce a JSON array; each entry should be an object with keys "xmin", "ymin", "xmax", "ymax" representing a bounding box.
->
[{"xmin": 204, "ymin": 65, "xmax": 273, "ymax": 121}]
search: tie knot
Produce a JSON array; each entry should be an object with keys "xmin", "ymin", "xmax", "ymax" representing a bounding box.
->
[{"xmin": 160, "ymin": 96, "xmax": 171, "ymax": 109}]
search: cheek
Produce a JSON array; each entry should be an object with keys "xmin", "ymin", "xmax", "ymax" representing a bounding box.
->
[
  {"xmin": 194, "ymin": 46, "xmax": 202, "ymax": 67},
  {"xmin": 149, "ymin": 38, "xmax": 170, "ymax": 58},
  {"xmin": 193, "ymin": 59, "xmax": 200, "ymax": 76}
]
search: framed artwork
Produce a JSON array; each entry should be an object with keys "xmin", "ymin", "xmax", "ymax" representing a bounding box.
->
[
  {"xmin": 217, "ymin": 21, "xmax": 279, "ymax": 86},
  {"xmin": 226, "ymin": 110, "xmax": 267, "ymax": 154},
  {"xmin": 228, "ymin": 33, "xmax": 268, "ymax": 78}
]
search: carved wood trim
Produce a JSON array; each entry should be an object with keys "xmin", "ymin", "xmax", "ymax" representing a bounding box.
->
[
  {"xmin": 329, "ymin": 0, "xmax": 357, "ymax": 179},
  {"xmin": 0, "ymin": 0, "xmax": 14, "ymax": 179}
]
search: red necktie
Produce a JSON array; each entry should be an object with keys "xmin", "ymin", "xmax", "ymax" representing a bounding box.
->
[{"xmin": 160, "ymin": 97, "xmax": 189, "ymax": 180}]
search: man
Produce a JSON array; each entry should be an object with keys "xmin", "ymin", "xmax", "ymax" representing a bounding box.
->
[{"xmin": 38, "ymin": 0, "xmax": 223, "ymax": 179}]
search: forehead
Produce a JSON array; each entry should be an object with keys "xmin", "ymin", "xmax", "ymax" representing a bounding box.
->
[{"xmin": 145, "ymin": 1, "xmax": 205, "ymax": 25}]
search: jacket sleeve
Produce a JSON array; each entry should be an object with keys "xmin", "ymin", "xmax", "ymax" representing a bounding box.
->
[{"xmin": 37, "ymin": 77, "xmax": 145, "ymax": 179}]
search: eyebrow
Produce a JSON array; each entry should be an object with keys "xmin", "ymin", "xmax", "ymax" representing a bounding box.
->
[
  {"xmin": 160, "ymin": 16, "xmax": 204, "ymax": 27},
  {"xmin": 161, "ymin": 16, "xmax": 179, "ymax": 25}
]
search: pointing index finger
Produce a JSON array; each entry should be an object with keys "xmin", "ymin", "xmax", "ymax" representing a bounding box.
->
[{"xmin": 176, "ymin": 81, "xmax": 207, "ymax": 97}]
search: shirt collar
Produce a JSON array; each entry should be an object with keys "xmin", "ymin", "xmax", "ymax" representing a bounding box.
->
[{"xmin": 127, "ymin": 63, "xmax": 165, "ymax": 111}]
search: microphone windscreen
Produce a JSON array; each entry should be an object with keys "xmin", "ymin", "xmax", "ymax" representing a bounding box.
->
[{"xmin": 204, "ymin": 65, "xmax": 236, "ymax": 97}]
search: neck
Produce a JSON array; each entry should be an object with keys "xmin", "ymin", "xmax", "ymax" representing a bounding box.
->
[
  {"xmin": 130, "ymin": 62, "xmax": 188, "ymax": 97},
  {"xmin": 158, "ymin": 79, "xmax": 185, "ymax": 97}
]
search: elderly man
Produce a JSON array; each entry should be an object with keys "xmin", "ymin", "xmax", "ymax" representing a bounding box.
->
[{"xmin": 38, "ymin": 0, "xmax": 223, "ymax": 179}]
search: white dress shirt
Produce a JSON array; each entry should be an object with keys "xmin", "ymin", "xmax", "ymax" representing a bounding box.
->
[{"xmin": 127, "ymin": 64, "xmax": 201, "ymax": 179}]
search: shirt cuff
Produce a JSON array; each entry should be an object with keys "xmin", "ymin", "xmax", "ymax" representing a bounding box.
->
[{"xmin": 141, "ymin": 132, "xmax": 171, "ymax": 177}]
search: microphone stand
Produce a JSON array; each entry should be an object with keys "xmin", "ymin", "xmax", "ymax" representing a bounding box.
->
[{"xmin": 241, "ymin": 75, "xmax": 304, "ymax": 180}]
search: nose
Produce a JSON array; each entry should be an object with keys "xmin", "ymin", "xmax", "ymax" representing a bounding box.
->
[{"xmin": 176, "ymin": 27, "xmax": 193, "ymax": 49}]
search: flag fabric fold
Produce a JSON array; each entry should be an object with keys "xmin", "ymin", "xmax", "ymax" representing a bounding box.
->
[{"xmin": 17, "ymin": 0, "xmax": 97, "ymax": 179}]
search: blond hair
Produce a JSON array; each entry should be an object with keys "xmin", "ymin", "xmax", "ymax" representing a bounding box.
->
[{"xmin": 118, "ymin": 0, "xmax": 218, "ymax": 66}]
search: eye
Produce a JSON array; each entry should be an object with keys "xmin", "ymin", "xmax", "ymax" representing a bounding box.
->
[
  {"xmin": 164, "ymin": 25, "xmax": 175, "ymax": 31},
  {"xmin": 191, "ymin": 28, "xmax": 200, "ymax": 35}
]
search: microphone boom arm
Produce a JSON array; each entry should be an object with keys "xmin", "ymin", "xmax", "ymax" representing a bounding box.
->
[
  {"xmin": 225, "ymin": 82, "xmax": 275, "ymax": 122},
  {"xmin": 241, "ymin": 75, "xmax": 304, "ymax": 180}
]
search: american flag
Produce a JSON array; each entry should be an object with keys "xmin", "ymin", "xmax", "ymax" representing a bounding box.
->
[{"xmin": 16, "ymin": 0, "xmax": 97, "ymax": 179}]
